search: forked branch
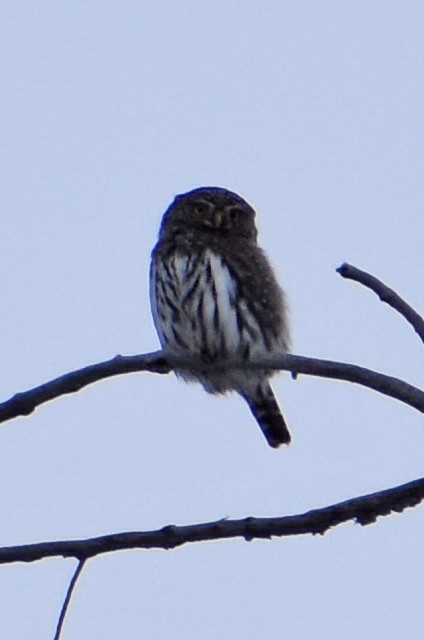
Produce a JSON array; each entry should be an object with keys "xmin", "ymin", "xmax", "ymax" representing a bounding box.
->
[{"xmin": 1, "ymin": 263, "xmax": 423, "ymax": 639}]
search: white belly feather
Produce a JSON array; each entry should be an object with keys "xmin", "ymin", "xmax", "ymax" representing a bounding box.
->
[{"xmin": 150, "ymin": 249, "xmax": 271, "ymax": 394}]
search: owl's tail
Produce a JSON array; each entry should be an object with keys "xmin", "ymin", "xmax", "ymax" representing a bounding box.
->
[{"xmin": 241, "ymin": 382, "xmax": 291, "ymax": 448}]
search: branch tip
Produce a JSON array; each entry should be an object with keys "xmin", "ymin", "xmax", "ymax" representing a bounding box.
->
[
  {"xmin": 336, "ymin": 262, "xmax": 349, "ymax": 276},
  {"xmin": 336, "ymin": 262, "xmax": 424, "ymax": 345}
]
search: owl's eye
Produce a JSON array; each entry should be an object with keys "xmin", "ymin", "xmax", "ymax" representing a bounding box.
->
[
  {"xmin": 193, "ymin": 202, "xmax": 210, "ymax": 216},
  {"xmin": 228, "ymin": 206, "xmax": 242, "ymax": 222}
]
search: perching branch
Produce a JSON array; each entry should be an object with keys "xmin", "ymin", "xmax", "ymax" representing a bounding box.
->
[
  {"xmin": 0, "ymin": 264, "xmax": 422, "ymax": 427},
  {"xmin": 1, "ymin": 476, "xmax": 423, "ymax": 566},
  {"xmin": 337, "ymin": 262, "xmax": 424, "ymax": 345},
  {"xmin": 0, "ymin": 352, "xmax": 423, "ymax": 426}
]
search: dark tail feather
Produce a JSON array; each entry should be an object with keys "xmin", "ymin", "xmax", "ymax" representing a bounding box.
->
[{"xmin": 241, "ymin": 382, "xmax": 291, "ymax": 448}]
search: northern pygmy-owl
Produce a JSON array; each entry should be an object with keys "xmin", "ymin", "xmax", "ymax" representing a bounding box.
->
[{"xmin": 150, "ymin": 186, "xmax": 291, "ymax": 448}]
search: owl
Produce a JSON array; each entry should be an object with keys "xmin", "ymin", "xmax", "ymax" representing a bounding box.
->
[{"xmin": 150, "ymin": 186, "xmax": 291, "ymax": 448}]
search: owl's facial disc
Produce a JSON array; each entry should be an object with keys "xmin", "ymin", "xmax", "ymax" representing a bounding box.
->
[
  {"xmin": 160, "ymin": 187, "xmax": 258, "ymax": 242},
  {"xmin": 192, "ymin": 199, "xmax": 243, "ymax": 232}
]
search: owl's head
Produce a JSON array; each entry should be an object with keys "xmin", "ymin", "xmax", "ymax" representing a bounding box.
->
[{"xmin": 159, "ymin": 187, "xmax": 258, "ymax": 241}]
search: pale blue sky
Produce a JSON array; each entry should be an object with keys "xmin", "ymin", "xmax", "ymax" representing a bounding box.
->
[{"xmin": 1, "ymin": 2, "xmax": 424, "ymax": 638}]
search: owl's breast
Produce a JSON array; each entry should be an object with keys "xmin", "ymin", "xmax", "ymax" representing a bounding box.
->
[{"xmin": 152, "ymin": 248, "xmax": 284, "ymax": 363}]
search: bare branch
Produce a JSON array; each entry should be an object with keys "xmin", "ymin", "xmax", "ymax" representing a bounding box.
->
[
  {"xmin": 337, "ymin": 263, "xmax": 424, "ymax": 345},
  {"xmin": 0, "ymin": 351, "xmax": 170, "ymax": 425},
  {"xmin": 1, "ymin": 477, "xmax": 423, "ymax": 566},
  {"xmin": 53, "ymin": 559, "xmax": 86, "ymax": 640},
  {"xmin": 0, "ymin": 352, "xmax": 423, "ymax": 426}
]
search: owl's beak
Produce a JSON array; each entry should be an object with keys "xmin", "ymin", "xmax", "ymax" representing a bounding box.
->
[{"xmin": 213, "ymin": 210, "xmax": 223, "ymax": 228}]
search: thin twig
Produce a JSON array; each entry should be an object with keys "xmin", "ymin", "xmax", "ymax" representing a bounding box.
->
[
  {"xmin": 337, "ymin": 262, "xmax": 424, "ymax": 345},
  {"xmin": 53, "ymin": 559, "xmax": 86, "ymax": 640},
  {"xmin": 1, "ymin": 476, "xmax": 423, "ymax": 566}
]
